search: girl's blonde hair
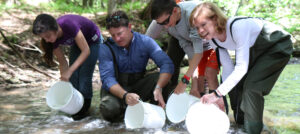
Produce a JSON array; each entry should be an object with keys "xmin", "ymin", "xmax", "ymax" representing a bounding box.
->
[{"xmin": 189, "ymin": 2, "xmax": 228, "ymax": 34}]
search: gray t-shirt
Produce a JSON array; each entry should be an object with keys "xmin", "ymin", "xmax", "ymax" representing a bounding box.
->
[{"xmin": 146, "ymin": 1, "xmax": 211, "ymax": 59}]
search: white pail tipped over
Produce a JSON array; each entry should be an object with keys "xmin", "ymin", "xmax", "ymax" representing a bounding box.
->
[
  {"xmin": 166, "ymin": 92, "xmax": 200, "ymax": 123},
  {"xmin": 124, "ymin": 100, "xmax": 166, "ymax": 129},
  {"xmin": 46, "ymin": 81, "xmax": 84, "ymax": 115},
  {"xmin": 185, "ymin": 102, "xmax": 230, "ymax": 134}
]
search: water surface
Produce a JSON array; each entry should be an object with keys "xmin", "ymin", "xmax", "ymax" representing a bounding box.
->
[{"xmin": 1, "ymin": 64, "xmax": 299, "ymax": 134}]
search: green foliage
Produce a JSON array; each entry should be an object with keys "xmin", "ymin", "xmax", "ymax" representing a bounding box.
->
[
  {"xmin": 0, "ymin": 4, "xmax": 6, "ymax": 12},
  {"xmin": 155, "ymin": 39, "xmax": 164, "ymax": 48},
  {"xmin": 204, "ymin": 0, "xmax": 299, "ymax": 48},
  {"xmin": 39, "ymin": 0, "xmax": 105, "ymax": 14},
  {"xmin": 205, "ymin": 0, "xmax": 298, "ymax": 26},
  {"xmin": 285, "ymin": 24, "xmax": 300, "ymax": 34},
  {"xmin": 205, "ymin": 0, "xmax": 239, "ymax": 16},
  {"xmin": 119, "ymin": 1, "xmax": 147, "ymax": 12},
  {"xmin": 0, "ymin": 2, "xmax": 17, "ymax": 12},
  {"xmin": 3, "ymin": 35, "xmax": 20, "ymax": 44}
]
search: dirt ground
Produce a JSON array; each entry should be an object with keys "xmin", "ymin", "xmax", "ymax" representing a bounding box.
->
[{"xmin": 0, "ymin": 8, "xmax": 105, "ymax": 90}]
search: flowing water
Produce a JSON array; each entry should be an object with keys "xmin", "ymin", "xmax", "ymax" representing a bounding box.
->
[
  {"xmin": 0, "ymin": 63, "xmax": 299, "ymax": 134},
  {"xmin": 0, "ymin": 85, "xmax": 244, "ymax": 134}
]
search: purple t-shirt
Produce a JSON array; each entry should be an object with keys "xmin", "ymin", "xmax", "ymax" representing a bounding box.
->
[{"xmin": 53, "ymin": 14, "xmax": 101, "ymax": 49}]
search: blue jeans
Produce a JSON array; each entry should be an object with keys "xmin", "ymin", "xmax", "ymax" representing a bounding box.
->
[{"xmin": 69, "ymin": 40, "xmax": 101, "ymax": 99}]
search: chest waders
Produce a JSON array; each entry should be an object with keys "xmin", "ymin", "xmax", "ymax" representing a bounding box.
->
[
  {"xmin": 213, "ymin": 17, "xmax": 257, "ymax": 125},
  {"xmin": 213, "ymin": 17, "xmax": 293, "ymax": 134}
]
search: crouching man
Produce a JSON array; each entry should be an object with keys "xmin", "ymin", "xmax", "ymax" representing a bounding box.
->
[{"xmin": 98, "ymin": 10, "xmax": 174, "ymax": 122}]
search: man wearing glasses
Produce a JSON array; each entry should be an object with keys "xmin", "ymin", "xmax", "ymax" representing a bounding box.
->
[
  {"xmin": 98, "ymin": 10, "xmax": 174, "ymax": 122},
  {"xmin": 146, "ymin": 0, "xmax": 225, "ymax": 110}
]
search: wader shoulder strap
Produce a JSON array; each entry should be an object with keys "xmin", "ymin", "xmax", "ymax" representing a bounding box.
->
[
  {"xmin": 212, "ymin": 41, "xmax": 229, "ymax": 114},
  {"xmin": 211, "ymin": 39, "xmax": 224, "ymax": 72},
  {"xmin": 212, "ymin": 17, "xmax": 261, "ymax": 81},
  {"xmin": 211, "ymin": 40, "xmax": 223, "ymax": 87},
  {"xmin": 212, "ymin": 17, "xmax": 253, "ymax": 48},
  {"xmin": 229, "ymin": 17, "xmax": 252, "ymax": 40},
  {"xmin": 229, "ymin": 17, "xmax": 263, "ymax": 43},
  {"xmin": 104, "ymin": 39, "xmax": 119, "ymax": 79}
]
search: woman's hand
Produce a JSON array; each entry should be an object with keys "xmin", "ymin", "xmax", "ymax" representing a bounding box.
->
[
  {"xmin": 125, "ymin": 93, "xmax": 140, "ymax": 106},
  {"xmin": 215, "ymin": 97, "xmax": 226, "ymax": 112},
  {"xmin": 200, "ymin": 92, "xmax": 219, "ymax": 104},
  {"xmin": 153, "ymin": 88, "xmax": 165, "ymax": 108},
  {"xmin": 173, "ymin": 82, "xmax": 187, "ymax": 94}
]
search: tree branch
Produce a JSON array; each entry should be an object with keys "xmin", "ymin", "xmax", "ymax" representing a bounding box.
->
[
  {"xmin": 12, "ymin": 42, "xmax": 42, "ymax": 53},
  {"xmin": 233, "ymin": 0, "xmax": 243, "ymax": 16},
  {"xmin": 0, "ymin": 28, "xmax": 57, "ymax": 79},
  {"xmin": 0, "ymin": 56, "xmax": 16, "ymax": 68}
]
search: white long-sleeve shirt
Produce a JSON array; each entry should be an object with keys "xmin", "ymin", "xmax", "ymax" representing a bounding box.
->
[{"xmin": 210, "ymin": 17, "xmax": 264, "ymax": 95}]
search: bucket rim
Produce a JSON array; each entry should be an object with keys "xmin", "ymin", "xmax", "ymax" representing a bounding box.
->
[
  {"xmin": 125, "ymin": 101, "xmax": 145, "ymax": 128},
  {"xmin": 46, "ymin": 81, "xmax": 75, "ymax": 110},
  {"xmin": 185, "ymin": 102, "xmax": 230, "ymax": 134},
  {"xmin": 166, "ymin": 92, "xmax": 190, "ymax": 123}
]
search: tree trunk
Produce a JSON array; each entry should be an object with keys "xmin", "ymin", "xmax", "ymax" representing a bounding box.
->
[
  {"xmin": 140, "ymin": 0, "xmax": 153, "ymax": 20},
  {"xmin": 100, "ymin": 0, "xmax": 105, "ymax": 8},
  {"xmin": 130, "ymin": 0, "xmax": 135, "ymax": 9},
  {"xmin": 65, "ymin": 0, "xmax": 70, "ymax": 4},
  {"xmin": 88, "ymin": 0, "xmax": 94, "ymax": 7},
  {"xmin": 108, "ymin": 0, "xmax": 118, "ymax": 15},
  {"xmin": 233, "ymin": 0, "xmax": 243, "ymax": 16},
  {"xmin": 82, "ymin": 0, "xmax": 88, "ymax": 8},
  {"xmin": 0, "ymin": 28, "xmax": 56, "ymax": 79}
]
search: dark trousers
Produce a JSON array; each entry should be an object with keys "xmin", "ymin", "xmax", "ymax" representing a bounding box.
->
[
  {"xmin": 69, "ymin": 41, "xmax": 101, "ymax": 99},
  {"xmin": 167, "ymin": 36, "xmax": 185, "ymax": 88}
]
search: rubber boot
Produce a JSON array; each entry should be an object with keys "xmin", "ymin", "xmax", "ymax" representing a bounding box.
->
[
  {"xmin": 244, "ymin": 120, "xmax": 263, "ymax": 134},
  {"xmin": 233, "ymin": 109, "xmax": 244, "ymax": 125},
  {"xmin": 72, "ymin": 99, "xmax": 91, "ymax": 121}
]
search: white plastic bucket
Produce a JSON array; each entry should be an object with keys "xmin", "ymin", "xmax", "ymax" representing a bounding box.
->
[
  {"xmin": 46, "ymin": 81, "xmax": 84, "ymax": 115},
  {"xmin": 185, "ymin": 102, "xmax": 230, "ymax": 134},
  {"xmin": 166, "ymin": 92, "xmax": 200, "ymax": 123},
  {"xmin": 124, "ymin": 100, "xmax": 166, "ymax": 129}
]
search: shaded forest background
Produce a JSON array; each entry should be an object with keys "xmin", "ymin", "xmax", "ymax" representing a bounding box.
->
[{"xmin": 0, "ymin": 0, "xmax": 299, "ymax": 89}]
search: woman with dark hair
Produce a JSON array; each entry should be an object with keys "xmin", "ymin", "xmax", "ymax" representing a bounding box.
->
[
  {"xmin": 32, "ymin": 14, "xmax": 103, "ymax": 120},
  {"xmin": 190, "ymin": 2, "xmax": 293, "ymax": 133}
]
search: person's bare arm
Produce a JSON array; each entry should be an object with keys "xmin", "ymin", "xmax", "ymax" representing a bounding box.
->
[
  {"xmin": 110, "ymin": 84, "xmax": 140, "ymax": 106},
  {"xmin": 153, "ymin": 73, "xmax": 172, "ymax": 108},
  {"xmin": 59, "ymin": 30, "xmax": 90, "ymax": 81}
]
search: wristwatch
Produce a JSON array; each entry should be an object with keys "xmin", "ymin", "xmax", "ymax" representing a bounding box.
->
[
  {"xmin": 123, "ymin": 92, "xmax": 128, "ymax": 104},
  {"xmin": 181, "ymin": 75, "xmax": 190, "ymax": 85},
  {"xmin": 212, "ymin": 90, "xmax": 222, "ymax": 98},
  {"xmin": 155, "ymin": 85, "xmax": 162, "ymax": 91}
]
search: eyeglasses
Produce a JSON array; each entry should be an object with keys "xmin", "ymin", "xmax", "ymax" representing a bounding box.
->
[
  {"xmin": 106, "ymin": 15, "xmax": 121, "ymax": 23},
  {"xmin": 157, "ymin": 12, "xmax": 172, "ymax": 25}
]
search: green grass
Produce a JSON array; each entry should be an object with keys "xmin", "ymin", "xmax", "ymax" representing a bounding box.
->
[
  {"xmin": 120, "ymin": 1, "xmax": 147, "ymax": 12},
  {"xmin": 264, "ymin": 64, "xmax": 300, "ymax": 134},
  {"xmin": 39, "ymin": 1, "xmax": 105, "ymax": 14}
]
